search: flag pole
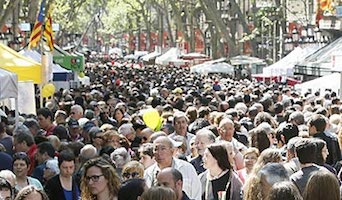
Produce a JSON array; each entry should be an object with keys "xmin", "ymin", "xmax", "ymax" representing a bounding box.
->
[{"xmin": 40, "ymin": 0, "xmax": 47, "ymax": 108}]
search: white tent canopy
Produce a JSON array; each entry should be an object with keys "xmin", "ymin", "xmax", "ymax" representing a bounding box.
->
[
  {"xmin": 230, "ymin": 55, "xmax": 265, "ymax": 65},
  {"xmin": 263, "ymin": 45, "xmax": 320, "ymax": 76},
  {"xmin": 141, "ymin": 51, "xmax": 161, "ymax": 62},
  {"xmin": 124, "ymin": 51, "xmax": 149, "ymax": 60},
  {"xmin": 108, "ymin": 47, "xmax": 123, "ymax": 57},
  {"xmin": 0, "ymin": 68, "xmax": 18, "ymax": 125},
  {"xmin": 52, "ymin": 64, "xmax": 72, "ymax": 73},
  {"xmin": 155, "ymin": 47, "xmax": 180, "ymax": 65},
  {"xmin": 295, "ymin": 73, "xmax": 341, "ymax": 95},
  {"xmin": 191, "ymin": 62, "xmax": 234, "ymax": 75},
  {"xmin": 0, "ymin": 68, "xmax": 17, "ymax": 100},
  {"xmin": 181, "ymin": 52, "xmax": 208, "ymax": 59},
  {"xmin": 19, "ymin": 49, "xmax": 71, "ymax": 73}
]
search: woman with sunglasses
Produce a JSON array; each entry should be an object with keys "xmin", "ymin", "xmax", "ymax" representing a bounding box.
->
[
  {"xmin": 80, "ymin": 157, "xmax": 121, "ymax": 200},
  {"xmin": 121, "ymin": 161, "xmax": 144, "ymax": 181},
  {"xmin": 12, "ymin": 152, "xmax": 43, "ymax": 192}
]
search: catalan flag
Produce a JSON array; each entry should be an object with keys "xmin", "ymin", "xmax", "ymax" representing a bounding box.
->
[
  {"xmin": 44, "ymin": 6, "xmax": 54, "ymax": 51},
  {"xmin": 28, "ymin": 0, "xmax": 45, "ymax": 49}
]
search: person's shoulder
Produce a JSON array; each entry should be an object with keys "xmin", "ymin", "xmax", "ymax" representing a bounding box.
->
[
  {"xmin": 290, "ymin": 169, "xmax": 304, "ymax": 180},
  {"xmin": 189, "ymin": 156, "xmax": 200, "ymax": 164},
  {"xmin": 0, "ymin": 151, "xmax": 12, "ymax": 159},
  {"xmin": 324, "ymin": 131, "xmax": 338, "ymax": 140},
  {"xmin": 49, "ymin": 174, "xmax": 60, "ymax": 182},
  {"xmin": 144, "ymin": 163, "xmax": 157, "ymax": 174},
  {"xmin": 187, "ymin": 132, "xmax": 195, "ymax": 137},
  {"xmin": 168, "ymin": 132, "xmax": 176, "ymax": 138},
  {"xmin": 198, "ymin": 170, "xmax": 208, "ymax": 178},
  {"xmin": 174, "ymin": 158, "xmax": 196, "ymax": 171},
  {"xmin": 28, "ymin": 176, "xmax": 42, "ymax": 185}
]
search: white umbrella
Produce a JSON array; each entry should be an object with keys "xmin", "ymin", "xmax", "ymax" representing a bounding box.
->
[
  {"xmin": 109, "ymin": 47, "xmax": 122, "ymax": 56},
  {"xmin": 124, "ymin": 54, "xmax": 136, "ymax": 60},
  {"xmin": 181, "ymin": 52, "xmax": 208, "ymax": 59},
  {"xmin": 191, "ymin": 62, "xmax": 234, "ymax": 75},
  {"xmin": 141, "ymin": 51, "xmax": 161, "ymax": 62}
]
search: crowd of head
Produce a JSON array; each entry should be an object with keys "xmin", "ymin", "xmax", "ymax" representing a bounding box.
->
[{"xmin": 0, "ymin": 61, "xmax": 342, "ymax": 200}]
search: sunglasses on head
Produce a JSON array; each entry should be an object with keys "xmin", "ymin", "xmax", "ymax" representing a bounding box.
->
[
  {"xmin": 123, "ymin": 171, "xmax": 140, "ymax": 179},
  {"xmin": 13, "ymin": 152, "xmax": 28, "ymax": 159}
]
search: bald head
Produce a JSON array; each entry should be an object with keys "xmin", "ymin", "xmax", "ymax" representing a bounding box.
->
[
  {"xmin": 219, "ymin": 118, "xmax": 234, "ymax": 128},
  {"xmin": 157, "ymin": 167, "xmax": 183, "ymax": 199},
  {"xmin": 153, "ymin": 136, "xmax": 173, "ymax": 148}
]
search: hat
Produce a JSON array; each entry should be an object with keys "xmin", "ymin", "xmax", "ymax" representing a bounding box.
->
[
  {"xmin": 169, "ymin": 137, "xmax": 183, "ymax": 148},
  {"xmin": 78, "ymin": 118, "xmax": 89, "ymax": 128},
  {"xmin": 54, "ymin": 110, "xmax": 67, "ymax": 118},
  {"xmin": 89, "ymin": 127, "xmax": 103, "ymax": 139},
  {"xmin": 68, "ymin": 118, "xmax": 80, "ymax": 128},
  {"xmin": 172, "ymin": 87, "xmax": 183, "ymax": 94},
  {"xmin": 83, "ymin": 121, "xmax": 95, "ymax": 132}
]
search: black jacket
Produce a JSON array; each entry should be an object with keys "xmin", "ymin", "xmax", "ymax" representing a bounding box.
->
[{"xmin": 44, "ymin": 175, "xmax": 79, "ymax": 200}]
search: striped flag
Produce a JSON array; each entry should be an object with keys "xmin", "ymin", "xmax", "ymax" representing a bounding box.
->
[
  {"xmin": 28, "ymin": 0, "xmax": 45, "ymax": 49},
  {"xmin": 44, "ymin": 6, "xmax": 54, "ymax": 51}
]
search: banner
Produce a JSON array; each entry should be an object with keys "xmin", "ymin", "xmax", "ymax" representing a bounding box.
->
[{"xmin": 53, "ymin": 56, "xmax": 84, "ymax": 72}]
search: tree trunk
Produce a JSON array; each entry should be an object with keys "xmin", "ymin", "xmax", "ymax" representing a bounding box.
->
[
  {"xmin": 199, "ymin": 0, "xmax": 238, "ymax": 57},
  {"xmin": 229, "ymin": 0, "xmax": 258, "ymax": 56},
  {"xmin": 161, "ymin": 0, "xmax": 174, "ymax": 47},
  {"xmin": 27, "ymin": 0, "xmax": 40, "ymax": 23},
  {"xmin": 0, "ymin": 0, "xmax": 20, "ymax": 30},
  {"xmin": 169, "ymin": 0, "xmax": 189, "ymax": 44}
]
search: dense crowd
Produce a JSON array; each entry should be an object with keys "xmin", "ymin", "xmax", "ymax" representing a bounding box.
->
[{"xmin": 0, "ymin": 59, "xmax": 341, "ymax": 200}]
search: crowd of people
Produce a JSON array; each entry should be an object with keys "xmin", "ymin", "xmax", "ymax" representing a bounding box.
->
[{"xmin": 0, "ymin": 59, "xmax": 341, "ymax": 200}]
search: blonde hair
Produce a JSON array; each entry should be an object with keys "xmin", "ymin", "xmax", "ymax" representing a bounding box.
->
[
  {"xmin": 122, "ymin": 161, "xmax": 144, "ymax": 179},
  {"xmin": 243, "ymin": 147, "xmax": 260, "ymax": 158},
  {"xmin": 102, "ymin": 130, "xmax": 120, "ymax": 147},
  {"xmin": 80, "ymin": 157, "xmax": 120, "ymax": 200},
  {"xmin": 243, "ymin": 149, "xmax": 282, "ymax": 200},
  {"xmin": 251, "ymin": 148, "xmax": 282, "ymax": 175},
  {"xmin": 15, "ymin": 185, "xmax": 49, "ymax": 200}
]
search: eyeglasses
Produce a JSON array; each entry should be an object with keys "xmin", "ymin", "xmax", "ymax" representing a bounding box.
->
[
  {"xmin": 85, "ymin": 174, "xmax": 104, "ymax": 183},
  {"xmin": 153, "ymin": 146, "xmax": 171, "ymax": 152},
  {"xmin": 123, "ymin": 172, "xmax": 140, "ymax": 179}
]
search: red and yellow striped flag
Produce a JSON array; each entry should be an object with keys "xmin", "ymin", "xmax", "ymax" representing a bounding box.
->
[
  {"xmin": 44, "ymin": 6, "xmax": 54, "ymax": 51},
  {"xmin": 28, "ymin": 0, "xmax": 45, "ymax": 49}
]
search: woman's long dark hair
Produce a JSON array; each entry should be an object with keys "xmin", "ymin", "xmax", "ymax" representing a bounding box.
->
[{"xmin": 207, "ymin": 143, "xmax": 232, "ymax": 170}]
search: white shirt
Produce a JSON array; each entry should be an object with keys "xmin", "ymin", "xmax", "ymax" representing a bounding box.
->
[{"xmin": 144, "ymin": 157, "xmax": 202, "ymax": 200}]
